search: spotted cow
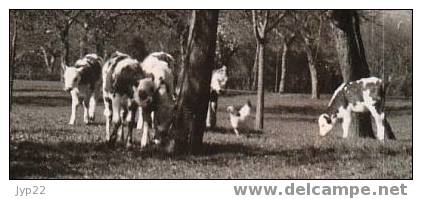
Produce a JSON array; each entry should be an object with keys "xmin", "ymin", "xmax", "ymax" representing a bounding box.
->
[
  {"xmin": 102, "ymin": 51, "xmax": 156, "ymax": 148},
  {"xmin": 318, "ymin": 77, "xmax": 396, "ymax": 141},
  {"xmin": 138, "ymin": 52, "xmax": 176, "ymax": 144},
  {"xmin": 63, "ymin": 54, "xmax": 102, "ymax": 125},
  {"xmin": 227, "ymin": 100, "xmax": 252, "ymax": 136}
]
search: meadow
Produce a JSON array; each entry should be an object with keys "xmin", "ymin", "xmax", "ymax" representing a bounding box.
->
[{"xmin": 10, "ymin": 80, "xmax": 412, "ymax": 179}]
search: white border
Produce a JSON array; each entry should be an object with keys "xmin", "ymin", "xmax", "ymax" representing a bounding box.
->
[{"xmin": 3, "ymin": 0, "xmax": 418, "ymax": 198}]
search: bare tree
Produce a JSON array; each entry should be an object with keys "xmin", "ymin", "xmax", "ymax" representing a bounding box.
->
[
  {"xmin": 297, "ymin": 11, "xmax": 324, "ymax": 99},
  {"xmin": 79, "ymin": 12, "xmax": 89, "ymax": 58},
  {"xmin": 170, "ymin": 10, "xmax": 219, "ymax": 154},
  {"xmin": 330, "ymin": 10, "xmax": 377, "ymax": 138},
  {"xmin": 10, "ymin": 11, "xmax": 18, "ymax": 71},
  {"xmin": 252, "ymin": 10, "xmax": 286, "ymax": 130},
  {"xmin": 274, "ymin": 28, "xmax": 296, "ymax": 93},
  {"xmin": 51, "ymin": 11, "xmax": 80, "ymax": 66}
]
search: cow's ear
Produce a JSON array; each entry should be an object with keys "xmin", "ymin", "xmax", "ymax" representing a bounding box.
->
[
  {"xmin": 146, "ymin": 73, "xmax": 155, "ymax": 81},
  {"xmin": 323, "ymin": 114, "xmax": 332, "ymax": 124}
]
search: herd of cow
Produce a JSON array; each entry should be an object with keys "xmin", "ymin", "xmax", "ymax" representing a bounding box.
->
[
  {"xmin": 62, "ymin": 51, "xmax": 396, "ymax": 150},
  {"xmin": 62, "ymin": 51, "xmax": 230, "ymax": 149}
]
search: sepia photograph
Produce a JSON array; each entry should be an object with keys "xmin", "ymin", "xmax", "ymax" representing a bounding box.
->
[{"xmin": 9, "ymin": 10, "xmax": 412, "ymax": 179}]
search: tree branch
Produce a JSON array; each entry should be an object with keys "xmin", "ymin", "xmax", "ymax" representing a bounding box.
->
[{"xmin": 265, "ymin": 11, "xmax": 287, "ymax": 33}]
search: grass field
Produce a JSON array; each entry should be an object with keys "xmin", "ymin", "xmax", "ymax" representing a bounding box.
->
[{"xmin": 10, "ymin": 80, "xmax": 412, "ymax": 179}]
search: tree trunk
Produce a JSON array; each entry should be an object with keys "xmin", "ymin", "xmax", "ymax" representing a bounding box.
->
[
  {"xmin": 274, "ymin": 46, "xmax": 280, "ymax": 92},
  {"xmin": 10, "ymin": 14, "xmax": 17, "ymax": 82},
  {"xmin": 79, "ymin": 25, "xmax": 89, "ymax": 58},
  {"xmin": 94, "ymin": 29, "xmax": 105, "ymax": 59},
  {"xmin": 255, "ymin": 42, "xmax": 265, "ymax": 130},
  {"xmin": 278, "ymin": 41, "xmax": 288, "ymax": 93},
  {"xmin": 171, "ymin": 10, "xmax": 219, "ymax": 154},
  {"xmin": 40, "ymin": 46, "xmax": 52, "ymax": 73},
  {"xmin": 60, "ymin": 27, "xmax": 70, "ymax": 66},
  {"xmin": 304, "ymin": 38, "xmax": 319, "ymax": 99},
  {"xmin": 251, "ymin": 45, "xmax": 259, "ymax": 90},
  {"xmin": 330, "ymin": 10, "xmax": 376, "ymax": 138},
  {"xmin": 59, "ymin": 26, "xmax": 70, "ymax": 81},
  {"xmin": 10, "ymin": 12, "xmax": 18, "ymax": 108}
]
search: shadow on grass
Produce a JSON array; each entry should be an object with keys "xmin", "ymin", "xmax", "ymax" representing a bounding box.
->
[
  {"xmin": 264, "ymin": 104, "xmax": 411, "ymax": 116},
  {"xmin": 10, "ymin": 140, "xmax": 176, "ymax": 179},
  {"xmin": 12, "ymin": 88, "xmax": 63, "ymax": 92},
  {"xmin": 202, "ymin": 142, "xmax": 412, "ymax": 167},
  {"xmin": 11, "ymin": 95, "xmax": 106, "ymax": 107},
  {"xmin": 10, "ymin": 138, "xmax": 411, "ymax": 179},
  {"xmin": 206, "ymin": 127, "xmax": 263, "ymax": 136},
  {"xmin": 264, "ymin": 105, "xmax": 324, "ymax": 116},
  {"xmin": 11, "ymin": 96, "xmax": 70, "ymax": 107}
]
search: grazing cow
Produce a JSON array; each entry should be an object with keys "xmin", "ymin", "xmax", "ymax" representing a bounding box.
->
[
  {"xmin": 102, "ymin": 51, "xmax": 156, "ymax": 148},
  {"xmin": 318, "ymin": 77, "xmax": 396, "ymax": 141},
  {"xmin": 227, "ymin": 100, "xmax": 252, "ymax": 136},
  {"xmin": 206, "ymin": 65, "xmax": 228, "ymax": 128},
  {"xmin": 63, "ymin": 53, "xmax": 102, "ymax": 125},
  {"xmin": 138, "ymin": 52, "xmax": 176, "ymax": 144}
]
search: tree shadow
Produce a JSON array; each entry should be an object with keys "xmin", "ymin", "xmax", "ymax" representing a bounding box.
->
[
  {"xmin": 12, "ymin": 88, "xmax": 63, "ymax": 92},
  {"xmin": 206, "ymin": 126, "xmax": 263, "ymax": 136},
  {"xmin": 11, "ymin": 96, "xmax": 71, "ymax": 107},
  {"xmin": 264, "ymin": 105, "xmax": 323, "ymax": 116},
  {"xmin": 200, "ymin": 142, "xmax": 411, "ymax": 167},
  {"xmin": 10, "ymin": 139, "xmax": 411, "ymax": 179}
]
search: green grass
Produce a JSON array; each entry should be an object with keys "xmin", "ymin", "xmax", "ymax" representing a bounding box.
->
[{"xmin": 10, "ymin": 80, "xmax": 412, "ymax": 179}]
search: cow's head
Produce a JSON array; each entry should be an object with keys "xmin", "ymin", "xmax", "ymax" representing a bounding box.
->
[
  {"xmin": 63, "ymin": 64, "xmax": 83, "ymax": 92},
  {"xmin": 134, "ymin": 75, "xmax": 156, "ymax": 108},
  {"xmin": 211, "ymin": 65, "xmax": 228, "ymax": 94},
  {"xmin": 152, "ymin": 79, "xmax": 176, "ymax": 144},
  {"xmin": 318, "ymin": 113, "xmax": 334, "ymax": 136},
  {"xmin": 227, "ymin": 105, "xmax": 235, "ymax": 114}
]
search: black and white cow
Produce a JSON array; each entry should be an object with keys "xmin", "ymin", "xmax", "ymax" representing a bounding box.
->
[
  {"xmin": 63, "ymin": 53, "xmax": 102, "ymax": 125},
  {"xmin": 227, "ymin": 100, "xmax": 252, "ymax": 136},
  {"xmin": 102, "ymin": 51, "xmax": 156, "ymax": 148},
  {"xmin": 318, "ymin": 77, "xmax": 396, "ymax": 141},
  {"xmin": 206, "ymin": 65, "xmax": 228, "ymax": 128},
  {"xmin": 138, "ymin": 52, "xmax": 176, "ymax": 144}
]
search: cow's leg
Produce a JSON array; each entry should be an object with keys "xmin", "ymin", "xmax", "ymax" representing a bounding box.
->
[
  {"xmin": 206, "ymin": 101, "xmax": 211, "ymax": 128},
  {"xmin": 149, "ymin": 111, "xmax": 156, "ymax": 140},
  {"xmin": 118, "ymin": 109, "xmax": 128, "ymax": 142},
  {"xmin": 125, "ymin": 105, "xmax": 137, "ymax": 148},
  {"xmin": 150, "ymin": 111, "xmax": 155, "ymax": 129},
  {"xmin": 368, "ymin": 106, "xmax": 385, "ymax": 141},
  {"xmin": 69, "ymin": 91, "xmax": 79, "ymax": 125},
  {"xmin": 109, "ymin": 95, "xmax": 122, "ymax": 145},
  {"xmin": 384, "ymin": 118, "xmax": 396, "ymax": 140},
  {"xmin": 103, "ymin": 96, "xmax": 112, "ymax": 141},
  {"xmin": 234, "ymin": 128, "xmax": 240, "ymax": 136},
  {"xmin": 82, "ymin": 98, "xmax": 90, "ymax": 124},
  {"xmin": 210, "ymin": 101, "xmax": 217, "ymax": 128},
  {"xmin": 136, "ymin": 107, "xmax": 143, "ymax": 130},
  {"xmin": 342, "ymin": 111, "xmax": 352, "ymax": 138},
  {"xmin": 140, "ymin": 108, "xmax": 152, "ymax": 148},
  {"xmin": 88, "ymin": 94, "xmax": 96, "ymax": 123},
  {"xmin": 206, "ymin": 101, "xmax": 217, "ymax": 129}
]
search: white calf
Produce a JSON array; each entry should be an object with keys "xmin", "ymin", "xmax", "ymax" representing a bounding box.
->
[
  {"xmin": 227, "ymin": 100, "xmax": 252, "ymax": 136},
  {"xmin": 206, "ymin": 65, "xmax": 228, "ymax": 128},
  {"xmin": 137, "ymin": 52, "xmax": 176, "ymax": 144},
  {"xmin": 63, "ymin": 54, "xmax": 102, "ymax": 125},
  {"xmin": 318, "ymin": 77, "xmax": 396, "ymax": 141},
  {"xmin": 102, "ymin": 51, "xmax": 156, "ymax": 148}
]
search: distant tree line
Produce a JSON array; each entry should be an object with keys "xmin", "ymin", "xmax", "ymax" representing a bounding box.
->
[{"xmin": 10, "ymin": 10, "xmax": 412, "ymax": 97}]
